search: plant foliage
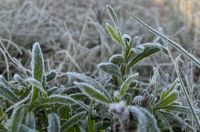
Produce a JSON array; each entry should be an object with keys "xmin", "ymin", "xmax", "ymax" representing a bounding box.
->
[{"xmin": 0, "ymin": 5, "xmax": 199, "ymax": 132}]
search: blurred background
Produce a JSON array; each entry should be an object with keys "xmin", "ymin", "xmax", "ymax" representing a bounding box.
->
[{"xmin": 0, "ymin": 0, "xmax": 199, "ymax": 82}]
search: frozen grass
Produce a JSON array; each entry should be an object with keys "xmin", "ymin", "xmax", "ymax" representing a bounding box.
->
[
  {"xmin": 0, "ymin": 0, "xmax": 199, "ymax": 77},
  {"xmin": 0, "ymin": 0, "xmax": 200, "ymax": 131}
]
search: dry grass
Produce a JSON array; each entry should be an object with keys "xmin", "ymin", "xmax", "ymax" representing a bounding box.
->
[
  {"xmin": 0, "ymin": 0, "xmax": 199, "ymax": 79},
  {"xmin": 0, "ymin": 0, "xmax": 200, "ymax": 131}
]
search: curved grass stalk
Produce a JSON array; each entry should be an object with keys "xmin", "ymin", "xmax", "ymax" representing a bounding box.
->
[
  {"xmin": 174, "ymin": 57, "xmax": 200, "ymax": 129},
  {"xmin": 128, "ymin": 11, "xmax": 200, "ymax": 68},
  {"xmin": 166, "ymin": 44, "xmax": 200, "ymax": 129}
]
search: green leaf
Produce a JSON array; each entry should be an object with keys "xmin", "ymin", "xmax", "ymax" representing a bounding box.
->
[
  {"xmin": 160, "ymin": 79, "xmax": 179, "ymax": 100},
  {"xmin": 31, "ymin": 42, "xmax": 45, "ymax": 103},
  {"xmin": 48, "ymin": 113, "xmax": 61, "ymax": 132},
  {"xmin": 10, "ymin": 105, "xmax": 27, "ymax": 132},
  {"xmin": 31, "ymin": 42, "xmax": 44, "ymax": 81},
  {"xmin": 67, "ymin": 72, "xmax": 112, "ymax": 102},
  {"xmin": 0, "ymin": 83, "xmax": 19, "ymax": 103},
  {"xmin": 58, "ymin": 105, "xmax": 71, "ymax": 120},
  {"xmin": 97, "ymin": 62, "xmax": 121, "ymax": 78},
  {"xmin": 27, "ymin": 78, "xmax": 47, "ymax": 96},
  {"xmin": 46, "ymin": 70, "xmax": 57, "ymax": 82},
  {"xmin": 106, "ymin": 23, "xmax": 121, "ymax": 44},
  {"xmin": 119, "ymin": 73, "xmax": 138, "ymax": 98},
  {"xmin": 75, "ymin": 82, "xmax": 111, "ymax": 104},
  {"xmin": 61, "ymin": 112, "xmax": 86, "ymax": 131},
  {"xmin": 25, "ymin": 112, "xmax": 35, "ymax": 130},
  {"xmin": 69, "ymin": 93, "xmax": 88, "ymax": 101},
  {"xmin": 106, "ymin": 5, "xmax": 119, "ymax": 24},
  {"xmin": 154, "ymin": 90, "xmax": 178, "ymax": 108},
  {"xmin": 30, "ymin": 95, "xmax": 89, "ymax": 111},
  {"xmin": 109, "ymin": 54, "xmax": 124, "ymax": 64},
  {"xmin": 128, "ymin": 43, "xmax": 167, "ymax": 68}
]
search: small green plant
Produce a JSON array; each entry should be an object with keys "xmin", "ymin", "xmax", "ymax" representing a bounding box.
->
[
  {"xmin": 0, "ymin": 5, "xmax": 200, "ymax": 132},
  {"xmin": 70, "ymin": 5, "xmax": 200, "ymax": 131},
  {"xmin": 0, "ymin": 42, "xmax": 89, "ymax": 132}
]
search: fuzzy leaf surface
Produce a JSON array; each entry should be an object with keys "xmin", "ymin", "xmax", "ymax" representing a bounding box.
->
[
  {"xmin": 75, "ymin": 82, "xmax": 111, "ymax": 104},
  {"xmin": 128, "ymin": 43, "xmax": 167, "ymax": 68},
  {"xmin": 48, "ymin": 113, "xmax": 61, "ymax": 132}
]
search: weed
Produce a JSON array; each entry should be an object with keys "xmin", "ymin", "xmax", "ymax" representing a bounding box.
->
[{"xmin": 0, "ymin": 4, "xmax": 200, "ymax": 132}]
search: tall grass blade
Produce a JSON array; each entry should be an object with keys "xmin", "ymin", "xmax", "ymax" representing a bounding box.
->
[
  {"xmin": 128, "ymin": 12, "xmax": 200, "ymax": 68},
  {"xmin": 175, "ymin": 58, "xmax": 200, "ymax": 128}
]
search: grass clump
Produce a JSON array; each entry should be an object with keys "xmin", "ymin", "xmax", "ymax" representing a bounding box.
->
[{"xmin": 0, "ymin": 4, "xmax": 200, "ymax": 132}]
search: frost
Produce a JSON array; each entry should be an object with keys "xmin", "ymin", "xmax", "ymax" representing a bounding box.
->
[{"xmin": 122, "ymin": 34, "xmax": 131, "ymax": 44}]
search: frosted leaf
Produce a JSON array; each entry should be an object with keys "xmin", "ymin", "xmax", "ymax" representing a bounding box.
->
[
  {"xmin": 98, "ymin": 62, "xmax": 121, "ymax": 78},
  {"xmin": 122, "ymin": 34, "xmax": 131, "ymax": 44},
  {"xmin": 109, "ymin": 54, "xmax": 124, "ymax": 64}
]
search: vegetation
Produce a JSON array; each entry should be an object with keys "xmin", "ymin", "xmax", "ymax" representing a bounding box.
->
[{"xmin": 0, "ymin": 1, "xmax": 200, "ymax": 132}]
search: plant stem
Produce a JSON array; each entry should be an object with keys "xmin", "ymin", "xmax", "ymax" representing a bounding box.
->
[
  {"xmin": 128, "ymin": 11, "xmax": 200, "ymax": 68},
  {"xmin": 174, "ymin": 57, "xmax": 200, "ymax": 129},
  {"xmin": 166, "ymin": 45, "xmax": 200, "ymax": 129}
]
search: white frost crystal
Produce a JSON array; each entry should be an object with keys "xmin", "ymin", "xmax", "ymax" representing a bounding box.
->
[
  {"xmin": 109, "ymin": 101, "xmax": 125, "ymax": 115},
  {"xmin": 122, "ymin": 34, "xmax": 131, "ymax": 43}
]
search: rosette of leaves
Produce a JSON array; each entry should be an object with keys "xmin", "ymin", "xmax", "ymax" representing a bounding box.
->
[{"xmin": 0, "ymin": 43, "xmax": 91, "ymax": 132}]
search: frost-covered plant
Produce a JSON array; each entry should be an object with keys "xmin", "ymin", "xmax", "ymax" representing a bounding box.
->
[
  {"xmin": 0, "ymin": 5, "xmax": 200, "ymax": 132},
  {"xmin": 68, "ymin": 5, "xmax": 200, "ymax": 132},
  {"xmin": 0, "ymin": 43, "xmax": 89, "ymax": 132}
]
